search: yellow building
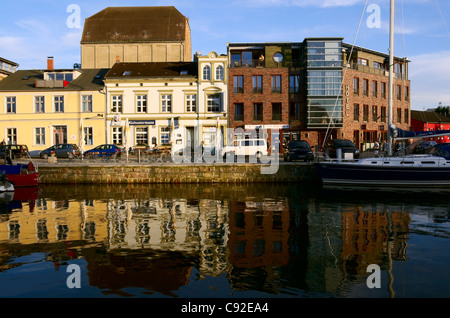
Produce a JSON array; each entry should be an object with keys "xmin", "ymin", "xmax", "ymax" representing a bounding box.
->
[
  {"xmin": 0, "ymin": 63, "xmax": 107, "ymax": 152},
  {"xmin": 81, "ymin": 6, "xmax": 192, "ymax": 68}
]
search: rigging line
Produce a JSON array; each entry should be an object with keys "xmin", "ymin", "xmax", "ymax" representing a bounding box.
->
[
  {"xmin": 435, "ymin": 0, "xmax": 450, "ymax": 41},
  {"xmin": 321, "ymin": 0, "xmax": 369, "ymax": 150}
]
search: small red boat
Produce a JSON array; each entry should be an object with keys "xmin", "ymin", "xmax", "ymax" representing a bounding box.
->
[{"xmin": 0, "ymin": 162, "xmax": 39, "ymax": 187}]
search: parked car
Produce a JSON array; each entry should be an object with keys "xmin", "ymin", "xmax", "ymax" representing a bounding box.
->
[
  {"xmin": 221, "ymin": 138, "xmax": 268, "ymax": 159},
  {"xmin": 429, "ymin": 142, "xmax": 450, "ymax": 159},
  {"xmin": 323, "ymin": 139, "xmax": 360, "ymax": 159},
  {"xmin": 40, "ymin": 144, "xmax": 81, "ymax": 159},
  {"xmin": 284, "ymin": 140, "xmax": 314, "ymax": 162},
  {"xmin": 84, "ymin": 144, "xmax": 123, "ymax": 158},
  {"xmin": 0, "ymin": 144, "xmax": 30, "ymax": 159}
]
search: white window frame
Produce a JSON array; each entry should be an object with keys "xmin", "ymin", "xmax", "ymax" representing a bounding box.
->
[
  {"xmin": 136, "ymin": 94, "xmax": 147, "ymax": 113},
  {"xmin": 82, "ymin": 95, "xmax": 93, "ymax": 112},
  {"xmin": 35, "ymin": 96, "xmax": 45, "ymax": 113},
  {"xmin": 112, "ymin": 126, "xmax": 123, "ymax": 145},
  {"xmin": 206, "ymin": 94, "xmax": 221, "ymax": 112},
  {"xmin": 54, "ymin": 95, "xmax": 64, "ymax": 112},
  {"xmin": 215, "ymin": 65, "xmax": 224, "ymax": 81},
  {"xmin": 161, "ymin": 94, "xmax": 172, "ymax": 113},
  {"xmin": 185, "ymin": 94, "xmax": 197, "ymax": 113},
  {"xmin": 34, "ymin": 127, "xmax": 46, "ymax": 145},
  {"xmin": 203, "ymin": 65, "xmax": 211, "ymax": 80},
  {"xmin": 111, "ymin": 95, "xmax": 123, "ymax": 113},
  {"xmin": 6, "ymin": 96, "xmax": 16, "ymax": 113}
]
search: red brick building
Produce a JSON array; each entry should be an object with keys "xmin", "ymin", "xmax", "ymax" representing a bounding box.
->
[{"xmin": 227, "ymin": 39, "xmax": 411, "ymax": 153}]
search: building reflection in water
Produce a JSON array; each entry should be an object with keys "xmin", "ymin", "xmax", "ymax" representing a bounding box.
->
[{"xmin": 0, "ymin": 184, "xmax": 438, "ymax": 297}]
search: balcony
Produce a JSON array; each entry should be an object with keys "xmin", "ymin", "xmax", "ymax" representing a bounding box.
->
[{"xmin": 348, "ymin": 62, "xmax": 408, "ymax": 80}]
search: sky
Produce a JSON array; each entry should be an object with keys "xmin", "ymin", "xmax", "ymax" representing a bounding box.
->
[{"xmin": 1, "ymin": 0, "xmax": 450, "ymax": 110}]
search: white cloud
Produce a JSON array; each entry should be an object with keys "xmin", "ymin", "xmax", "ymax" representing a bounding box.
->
[{"xmin": 409, "ymin": 51, "xmax": 450, "ymax": 109}]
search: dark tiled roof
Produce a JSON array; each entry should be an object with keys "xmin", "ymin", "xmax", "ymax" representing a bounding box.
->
[
  {"xmin": 81, "ymin": 6, "xmax": 188, "ymax": 44},
  {"xmin": 411, "ymin": 110, "xmax": 450, "ymax": 124},
  {"xmin": 0, "ymin": 69, "xmax": 109, "ymax": 91},
  {"xmin": 105, "ymin": 62, "xmax": 197, "ymax": 79}
]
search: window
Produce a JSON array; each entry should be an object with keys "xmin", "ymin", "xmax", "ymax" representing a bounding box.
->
[
  {"xmin": 136, "ymin": 95, "xmax": 147, "ymax": 113},
  {"xmin": 372, "ymin": 105, "xmax": 378, "ymax": 122},
  {"xmin": 404, "ymin": 109, "xmax": 409, "ymax": 124},
  {"xmin": 405, "ymin": 86, "xmax": 409, "ymax": 101},
  {"xmin": 135, "ymin": 127, "xmax": 149, "ymax": 145},
  {"xmin": 233, "ymin": 76, "xmax": 243, "ymax": 93},
  {"xmin": 373, "ymin": 61, "xmax": 383, "ymax": 69},
  {"xmin": 6, "ymin": 96, "xmax": 16, "ymax": 113},
  {"xmin": 353, "ymin": 104, "xmax": 360, "ymax": 121},
  {"xmin": 7, "ymin": 128, "xmax": 17, "ymax": 144},
  {"xmin": 82, "ymin": 95, "xmax": 93, "ymax": 112},
  {"xmin": 253, "ymin": 75, "xmax": 262, "ymax": 93},
  {"xmin": 353, "ymin": 77, "xmax": 359, "ymax": 95},
  {"xmin": 363, "ymin": 105, "xmax": 369, "ymax": 121},
  {"xmin": 289, "ymin": 103, "xmax": 300, "ymax": 120},
  {"xmin": 271, "ymin": 75, "xmax": 281, "ymax": 93},
  {"xmin": 253, "ymin": 103, "xmax": 263, "ymax": 121},
  {"xmin": 54, "ymin": 95, "xmax": 64, "ymax": 112},
  {"xmin": 396, "ymin": 85, "xmax": 402, "ymax": 100},
  {"xmin": 161, "ymin": 94, "xmax": 172, "ymax": 113},
  {"xmin": 35, "ymin": 96, "xmax": 45, "ymax": 113},
  {"xmin": 372, "ymin": 81, "xmax": 377, "ymax": 97},
  {"xmin": 203, "ymin": 65, "xmax": 211, "ymax": 80},
  {"xmin": 207, "ymin": 94, "xmax": 221, "ymax": 112},
  {"xmin": 215, "ymin": 65, "xmax": 224, "ymax": 81},
  {"xmin": 111, "ymin": 95, "xmax": 122, "ymax": 113},
  {"xmin": 234, "ymin": 103, "xmax": 244, "ymax": 121},
  {"xmin": 381, "ymin": 106, "xmax": 386, "ymax": 123},
  {"xmin": 112, "ymin": 126, "xmax": 123, "ymax": 145},
  {"xmin": 84, "ymin": 127, "xmax": 93, "ymax": 145},
  {"xmin": 289, "ymin": 75, "xmax": 300, "ymax": 94},
  {"xmin": 185, "ymin": 94, "xmax": 196, "ymax": 112},
  {"xmin": 272, "ymin": 103, "xmax": 282, "ymax": 121},
  {"xmin": 357, "ymin": 58, "xmax": 368, "ymax": 66},
  {"xmin": 160, "ymin": 126, "xmax": 170, "ymax": 145},
  {"xmin": 381, "ymin": 82, "xmax": 386, "ymax": 99},
  {"xmin": 397, "ymin": 108, "xmax": 402, "ymax": 123},
  {"xmin": 307, "ymin": 71, "xmax": 342, "ymax": 96},
  {"xmin": 35, "ymin": 127, "xmax": 45, "ymax": 145},
  {"xmin": 363, "ymin": 79, "xmax": 369, "ymax": 96}
]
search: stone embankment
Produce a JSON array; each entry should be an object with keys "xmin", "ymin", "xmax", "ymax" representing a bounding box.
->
[{"xmin": 35, "ymin": 162, "xmax": 319, "ymax": 184}]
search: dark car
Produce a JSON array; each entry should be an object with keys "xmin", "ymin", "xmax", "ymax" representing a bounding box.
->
[
  {"xmin": 429, "ymin": 142, "xmax": 450, "ymax": 159},
  {"xmin": 84, "ymin": 144, "xmax": 123, "ymax": 158},
  {"xmin": 40, "ymin": 143, "xmax": 81, "ymax": 159},
  {"xmin": 323, "ymin": 139, "xmax": 360, "ymax": 159},
  {"xmin": 0, "ymin": 144, "xmax": 30, "ymax": 159},
  {"xmin": 284, "ymin": 140, "xmax": 314, "ymax": 162}
]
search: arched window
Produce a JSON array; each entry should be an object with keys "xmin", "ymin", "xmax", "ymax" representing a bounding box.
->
[
  {"xmin": 215, "ymin": 65, "xmax": 224, "ymax": 81},
  {"xmin": 203, "ymin": 65, "xmax": 211, "ymax": 80}
]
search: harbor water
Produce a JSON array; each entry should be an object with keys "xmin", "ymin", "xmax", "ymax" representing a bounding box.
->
[{"xmin": 0, "ymin": 182, "xmax": 449, "ymax": 301}]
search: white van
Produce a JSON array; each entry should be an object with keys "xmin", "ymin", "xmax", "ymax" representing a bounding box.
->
[{"xmin": 221, "ymin": 139, "xmax": 268, "ymax": 159}]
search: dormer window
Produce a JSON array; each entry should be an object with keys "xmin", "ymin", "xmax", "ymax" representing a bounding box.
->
[{"xmin": 215, "ymin": 65, "xmax": 224, "ymax": 81}]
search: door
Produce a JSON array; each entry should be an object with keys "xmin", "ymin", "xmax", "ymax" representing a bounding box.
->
[
  {"xmin": 186, "ymin": 127, "xmax": 194, "ymax": 156},
  {"xmin": 53, "ymin": 126, "xmax": 67, "ymax": 144}
]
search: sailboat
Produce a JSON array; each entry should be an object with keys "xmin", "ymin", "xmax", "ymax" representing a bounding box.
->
[{"xmin": 314, "ymin": 0, "xmax": 450, "ymax": 187}]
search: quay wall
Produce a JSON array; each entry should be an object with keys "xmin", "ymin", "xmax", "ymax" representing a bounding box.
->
[{"xmin": 36, "ymin": 163, "xmax": 319, "ymax": 184}]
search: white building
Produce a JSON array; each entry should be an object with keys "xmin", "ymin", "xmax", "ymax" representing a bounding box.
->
[{"xmin": 103, "ymin": 52, "xmax": 228, "ymax": 160}]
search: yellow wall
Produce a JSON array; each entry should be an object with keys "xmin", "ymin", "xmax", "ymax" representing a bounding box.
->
[{"xmin": 0, "ymin": 90, "xmax": 106, "ymax": 152}]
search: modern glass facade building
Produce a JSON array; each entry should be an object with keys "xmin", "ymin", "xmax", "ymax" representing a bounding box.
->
[{"xmin": 305, "ymin": 38, "xmax": 344, "ymax": 129}]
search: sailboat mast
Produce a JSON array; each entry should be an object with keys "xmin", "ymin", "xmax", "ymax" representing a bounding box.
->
[{"xmin": 387, "ymin": 0, "xmax": 395, "ymax": 156}]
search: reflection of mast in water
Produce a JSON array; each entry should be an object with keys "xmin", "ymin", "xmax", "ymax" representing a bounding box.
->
[{"xmin": 386, "ymin": 210, "xmax": 395, "ymax": 298}]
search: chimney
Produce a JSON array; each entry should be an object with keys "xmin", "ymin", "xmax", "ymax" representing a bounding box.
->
[{"xmin": 47, "ymin": 56, "xmax": 54, "ymax": 70}]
